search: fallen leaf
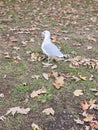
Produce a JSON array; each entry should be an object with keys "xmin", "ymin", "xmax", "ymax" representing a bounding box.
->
[
  {"xmin": 87, "ymin": 46, "xmax": 92, "ymax": 50},
  {"xmin": 53, "ymin": 76, "xmax": 65, "ymax": 89},
  {"xmin": 95, "ymin": 92, "xmax": 98, "ymax": 96},
  {"xmin": 89, "ymin": 74, "xmax": 94, "ymax": 81},
  {"xmin": 80, "ymin": 100, "xmax": 89, "ymax": 110},
  {"xmin": 73, "ymin": 89, "xmax": 83, "ymax": 96},
  {"xmin": 51, "ymin": 64, "xmax": 57, "ymax": 69},
  {"xmin": 31, "ymin": 75, "xmax": 40, "ymax": 80},
  {"xmin": 89, "ymin": 121, "xmax": 98, "ymax": 129},
  {"xmin": 6, "ymin": 107, "xmax": 30, "ymax": 116},
  {"xmin": 83, "ymin": 114, "xmax": 94, "ymax": 122},
  {"xmin": 90, "ymin": 17, "xmax": 97, "ymax": 23},
  {"xmin": 85, "ymin": 125, "xmax": 90, "ymax": 130},
  {"xmin": 89, "ymin": 99, "xmax": 96, "ymax": 106},
  {"xmin": 87, "ymin": 35, "xmax": 96, "ymax": 42},
  {"xmin": 74, "ymin": 118, "xmax": 84, "ymax": 124},
  {"xmin": 31, "ymin": 123, "xmax": 42, "ymax": 130},
  {"xmin": 72, "ymin": 75, "xmax": 80, "ymax": 82},
  {"xmin": 42, "ymin": 73, "xmax": 49, "ymax": 80},
  {"xmin": 4, "ymin": 52, "xmax": 11, "ymax": 58},
  {"xmin": 9, "ymin": 36, "xmax": 18, "ymax": 42},
  {"xmin": 0, "ymin": 116, "xmax": 6, "ymax": 121},
  {"xmin": 13, "ymin": 46, "xmax": 20, "ymax": 51},
  {"xmin": 0, "ymin": 93, "xmax": 4, "ymax": 98},
  {"xmin": 42, "ymin": 62, "xmax": 52, "ymax": 67},
  {"xmin": 30, "ymin": 87, "xmax": 46, "ymax": 98},
  {"xmin": 78, "ymin": 73, "xmax": 87, "ymax": 81},
  {"xmin": 31, "ymin": 52, "xmax": 39, "ymax": 61},
  {"xmin": 69, "ymin": 62, "xmax": 79, "ymax": 68},
  {"xmin": 90, "ymin": 88, "xmax": 98, "ymax": 92},
  {"xmin": 42, "ymin": 107, "xmax": 55, "ymax": 115}
]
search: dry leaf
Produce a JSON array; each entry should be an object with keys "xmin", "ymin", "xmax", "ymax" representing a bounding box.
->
[
  {"xmin": 73, "ymin": 89, "xmax": 83, "ymax": 96},
  {"xmin": 51, "ymin": 64, "xmax": 57, "ymax": 69},
  {"xmin": 89, "ymin": 74, "xmax": 94, "ymax": 81},
  {"xmin": 85, "ymin": 125, "xmax": 90, "ymax": 130},
  {"xmin": 9, "ymin": 36, "xmax": 18, "ymax": 42},
  {"xmin": 53, "ymin": 76, "xmax": 64, "ymax": 89},
  {"xmin": 42, "ymin": 73, "xmax": 49, "ymax": 80},
  {"xmin": 87, "ymin": 35, "xmax": 96, "ymax": 42},
  {"xmin": 31, "ymin": 53, "xmax": 39, "ymax": 61},
  {"xmin": 0, "ymin": 116, "xmax": 6, "ymax": 121},
  {"xmin": 42, "ymin": 62, "xmax": 52, "ymax": 67},
  {"xmin": 72, "ymin": 75, "xmax": 80, "ymax": 82},
  {"xmin": 78, "ymin": 73, "xmax": 87, "ymax": 81},
  {"xmin": 83, "ymin": 114, "xmax": 94, "ymax": 122},
  {"xmin": 87, "ymin": 46, "xmax": 92, "ymax": 50},
  {"xmin": 31, "ymin": 123, "xmax": 42, "ymax": 130},
  {"xmin": 74, "ymin": 118, "xmax": 84, "ymax": 124},
  {"xmin": 42, "ymin": 107, "xmax": 55, "ymax": 115},
  {"xmin": 95, "ymin": 92, "xmax": 98, "ymax": 96},
  {"xmin": 4, "ymin": 52, "xmax": 11, "ymax": 58},
  {"xmin": 89, "ymin": 99, "xmax": 96, "ymax": 106},
  {"xmin": 90, "ymin": 88, "xmax": 98, "ymax": 92},
  {"xmin": 89, "ymin": 121, "xmax": 98, "ymax": 129},
  {"xmin": 30, "ymin": 87, "xmax": 46, "ymax": 98},
  {"xmin": 6, "ymin": 107, "xmax": 30, "ymax": 116},
  {"xmin": 90, "ymin": 17, "xmax": 97, "ymax": 23},
  {"xmin": 0, "ymin": 93, "xmax": 4, "ymax": 98},
  {"xmin": 80, "ymin": 100, "xmax": 89, "ymax": 110},
  {"xmin": 31, "ymin": 75, "xmax": 40, "ymax": 80},
  {"xmin": 13, "ymin": 46, "xmax": 20, "ymax": 51}
]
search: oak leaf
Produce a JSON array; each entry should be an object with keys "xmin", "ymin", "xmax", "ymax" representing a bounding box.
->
[
  {"xmin": 73, "ymin": 89, "xmax": 83, "ymax": 96},
  {"xmin": 42, "ymin": 107, "xmax": 55, "ymax": 115},
  {"xmin": 30, "ymin": 87, "xmax": 46, "ymax": 98},
  {"xmin": 6, "ymin": 107, "xmax": 30, "ymax": 116},
  {"xmin": 53, "ymin": 76, "xmax": 64, "ymax": 89},
  {"xmin": 80, "ymin": 100, "xmax": 89, "ymax": 110}
]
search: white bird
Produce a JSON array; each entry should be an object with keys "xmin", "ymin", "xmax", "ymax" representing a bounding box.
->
[{"xmin": 41, "ymin": 30, "xmax": 65, "ymax": 58}]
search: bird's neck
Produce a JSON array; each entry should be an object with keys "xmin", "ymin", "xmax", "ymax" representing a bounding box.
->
[{"xmin": 44, "ymin": 36, "xmax": 51, "ymax": 43}]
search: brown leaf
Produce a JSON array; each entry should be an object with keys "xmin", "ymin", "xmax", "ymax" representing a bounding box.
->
[
  {"xmin": 90, "ymin": 17, "xmax": 97, "ymax": 23},
  {"xmin": 73, "ymin": 89, "xmax": 83, "ymax": 96},
  {"xmin": 74, "ymin": 118, "xmax": 84, "ymax": 124},
  {"xmin": 31, "ymin": 75, "xmax": 40, "ymax": 80},
  {"xmin": 0, "ymin": 116, "xmax": 6, "ymax": 121},
  {"xmin": 87, "ymin": 35, "xmax": 96, "ymax": 42},
  {"xmin": 80, "ymin": 100, "xmax": 89, "ymax": 110},
  {"xmin": 31, "ymin": 52, "xmax": 39, "ymax": 61},
  {"xmin": 0, "ymin": 93, "xmax": 4, "ymax": 98},
  {"xmin": 4, "ymin": 52, "xmax": 11, "ymax": 58},
  {"xmin": 89, "ymin": 121, "xmax": 98, "ymax": 129},
  {"xmin": 31, "ymin": 123, "xmax": 42, "ymax": 130},
  {"xmin": 6, "ymin": 107, "xmax": 30, "ymax": 116},
  {"xmin": 42, "ymin": 107, "xmax": 55, "ymax": 115},
  {"xmin": 78, "ymin": 73, "xmax": 87, "ymax": 81},
  {"xmin": 53, "ymin": 76, "xmax": 64, "ymax": 89},
  {"xmin": 30, "ymin": 87, "xmax": 46, "ymax": 98},
  {"xmin": 9, "ymin": 36, "xmax": 18, "ymax": 42},
  {"xmin": 83, "ymin": 114, "xmax": 94, "ymax": 122},
  {"xmin": 42, "ymin": 73, "xmax": 49, "ymax": 80}
]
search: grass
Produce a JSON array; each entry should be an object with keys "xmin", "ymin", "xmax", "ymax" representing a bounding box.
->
[{"xmin": 0, "ymin": 0, "xmax": 98, "ymax": 129}]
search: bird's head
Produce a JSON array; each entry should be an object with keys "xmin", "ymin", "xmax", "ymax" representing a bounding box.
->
[{"xmin": 42, "ymin": 30, "xmax": 51, "ymax": 38}]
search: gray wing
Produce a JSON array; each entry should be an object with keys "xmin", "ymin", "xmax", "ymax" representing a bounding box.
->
[{"xmin": 42, "ymin": 43, "xmax": 64, "ymax": 57}]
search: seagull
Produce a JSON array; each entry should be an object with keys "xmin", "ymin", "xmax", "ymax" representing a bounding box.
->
[{"xmin": 41, "ymin": 30, "xmax": 65, "ymax": 59}]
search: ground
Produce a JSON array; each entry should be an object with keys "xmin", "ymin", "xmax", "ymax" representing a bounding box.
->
[{"xmin": 0, "ymin": 0, "xmax": 98, "ymax": 130}]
